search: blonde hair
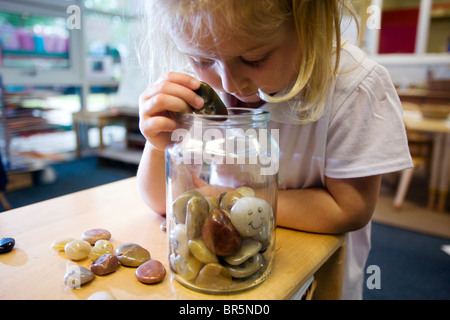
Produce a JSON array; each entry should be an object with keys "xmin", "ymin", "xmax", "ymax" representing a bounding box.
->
[{"xmin": 139, "ymin": 0, "xmax": 358, "ymax": 123}]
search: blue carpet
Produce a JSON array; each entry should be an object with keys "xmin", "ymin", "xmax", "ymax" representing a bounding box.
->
[
  {"xmin": 2, "ymin": 156, "xmax": 136, "ymax": 210},
  {"xmin": 364, "ymin": 223, "xmax": 450, "ymax": 300},
  {"xmin": 2, "ymin": 156, "xmax": 449, "ymax": 299}
]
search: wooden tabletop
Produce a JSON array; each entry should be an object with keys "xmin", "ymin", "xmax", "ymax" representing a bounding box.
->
[
  {"xmin": 0, "ymin": 177, "xmax": 344, "ymax": 300},
  {"xmin": 403, "ymin": 109, "xmax": 450, "ymax": 133},
  {"xmin": 401, "ymin": 102, "xmax": 450, "ymax": 134}
]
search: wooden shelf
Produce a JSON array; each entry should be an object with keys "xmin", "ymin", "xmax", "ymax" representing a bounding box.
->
[
  {"xmin": 2, "ymin": 49, "xmax": 69, "ymax": 59},
  {"xmin": 97, "ymin": 146, "xmax": 142, "ymax": 165},
  {"xmin": 73, "ymin": 107, "xmax": 144, "ymax": 164},
  {"xmin": 1, "ymin": 85, "xmax": 65, "ymax": 175}
]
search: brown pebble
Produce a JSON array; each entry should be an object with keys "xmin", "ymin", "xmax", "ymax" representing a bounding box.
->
[
  {"xmin": 82, "ymin": 228, "xmax": 111, "ymax": 245},
  {"xmin": 115, "ymin": 243, "xmax": 151, "ymax": 267},
  {"xmin": 202, "ymin": 208, "xmax": 242, "ymax": 256},
  {"xmin": 90, "ymin": 253, "xmax": 119, "ymax": 275},
  {"xmin": 135, "ymin": 260, "xmax": 166, "ymax": 284}
]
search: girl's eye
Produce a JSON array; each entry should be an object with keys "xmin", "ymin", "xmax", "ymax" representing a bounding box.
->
[
  {"xmin": 241, "ymin": 57, "xmax": 267, "ymax": 68},
  {"xmin": 240, "ymin": 52, "xmax": 272, "ymax": 68},
  {"xmin": 191, "ymin": 58, "xmax": 214, "ymax": 68}
]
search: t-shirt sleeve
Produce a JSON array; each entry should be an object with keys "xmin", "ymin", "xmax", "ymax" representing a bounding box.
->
[{"xmin": 325, "ymin": 64, "xmax": 413, "ymax": 179}]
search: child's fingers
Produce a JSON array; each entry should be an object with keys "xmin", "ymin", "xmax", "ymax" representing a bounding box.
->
[
  {"xmin": 164, "ymin": 72, "xmax": 201, "ymax": 90},
  {"xmin": 141, "ymin": 115, "xmax": 177, "ymax": 138},
  {"xmin": 137, "ymin": 72, "xmax": 204, "ymax": 151},
  {"xmin": 140, "ymin": 74, "xmax": 204, "ymax": 112},
  {"xmin": 139, "ymin": 115, "xmax": 176, "ymax": 151},
  {"xmin": 140, "ymin": 93, "xmax": 191, "ymax": 117}
]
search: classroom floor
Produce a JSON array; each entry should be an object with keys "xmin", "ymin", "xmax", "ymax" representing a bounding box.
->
[{"xmin": 374, "ymin": 173, "xmax": 450, "ymax": 239}]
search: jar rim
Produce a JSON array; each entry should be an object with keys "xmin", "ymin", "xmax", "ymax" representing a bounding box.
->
[{"xmin": 176, "ymin": 108, "xmax": 270, "ymax": 125}]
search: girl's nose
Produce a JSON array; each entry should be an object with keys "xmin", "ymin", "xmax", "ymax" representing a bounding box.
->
[{"xmin": 216, "ymin": 61, "xmax": 248, "ymax": 94}]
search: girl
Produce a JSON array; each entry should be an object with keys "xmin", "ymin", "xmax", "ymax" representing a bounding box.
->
[{"xmin": 136, "ymin": 0, "xmax": 413, "ymax": 299}]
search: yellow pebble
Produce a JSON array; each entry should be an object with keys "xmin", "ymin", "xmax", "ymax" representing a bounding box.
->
[
  {"xmin": 188, "ymin": 239, "xmax": 218, "ymax": 264},
  {"xmin": 51, "ymin": 238, "xmax": 76, "ymax": 251},
  {"xmin": 89, "ymin": 240, "xmax": 114, "ymax": 260}
]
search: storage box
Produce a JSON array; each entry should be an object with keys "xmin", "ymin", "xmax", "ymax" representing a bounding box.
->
[{"xmin": 6, "ymin": 171, "xmax": 33, "ymax": 191}]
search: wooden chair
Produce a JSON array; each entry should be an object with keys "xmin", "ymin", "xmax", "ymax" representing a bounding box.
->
[{"xmin": 393, "ymin": 130, "xmax": 433, "ymax": 210}]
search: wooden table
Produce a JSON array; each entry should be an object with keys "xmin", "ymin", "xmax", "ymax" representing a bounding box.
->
[
  {"xmin": 403, "ymin": 108, "xmax": 450, "ymax": 212},
  {"xmin": 72, "ymin": 109, "xmax": 128, "ymax": 158},
  {"xmin": 72, "ymin": 107, "xmax": 144, "ymax": 164},
  {"xmin": 0, "ymin": 177, "xmax": 345, "ymax": 300}
]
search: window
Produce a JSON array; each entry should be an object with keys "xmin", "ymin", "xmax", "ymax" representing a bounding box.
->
[
  {"xmin": 83, "ymin": 0, "xmax": 138, "ymax": 16},
  {"xmin": 378, "ymin": 0, "xmax": 422, "ymax": 54}
]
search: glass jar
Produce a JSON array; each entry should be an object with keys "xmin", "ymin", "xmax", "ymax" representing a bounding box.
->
[{"xmin": 165, "ymin": 108, "xmax": 279, "ymax": 293}]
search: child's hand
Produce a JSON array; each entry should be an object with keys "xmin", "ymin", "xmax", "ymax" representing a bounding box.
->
[{"xmin": 138, "ymin": 72, "xmax": 205, "ymax": 152}]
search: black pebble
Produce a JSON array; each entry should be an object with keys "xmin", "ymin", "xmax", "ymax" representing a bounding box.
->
[{"xmin": 0, "ymin": 237, "xmax": 15, "ymax": 254}]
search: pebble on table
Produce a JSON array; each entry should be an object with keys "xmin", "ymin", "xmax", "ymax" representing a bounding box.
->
[{"xmin": 0, "ymin": 237, "xmax": 15, "ymax": 254}]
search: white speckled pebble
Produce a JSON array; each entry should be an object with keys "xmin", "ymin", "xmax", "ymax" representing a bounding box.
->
[
  {"xmin": 230, "ymin": 197, "xmax": 272, "ymax": 237},
  {"xmin": 169, "ymin": 224, "xmax": 190, "ymax": 258},
  {"xmin": 64, "ymin": 266, "xmax": 94, "ymax": 288}
]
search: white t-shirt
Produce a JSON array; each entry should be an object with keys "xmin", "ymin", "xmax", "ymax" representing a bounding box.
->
[{"xmin": 262, "ymin": 44, "xmax": 413, "ymax": 299}]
